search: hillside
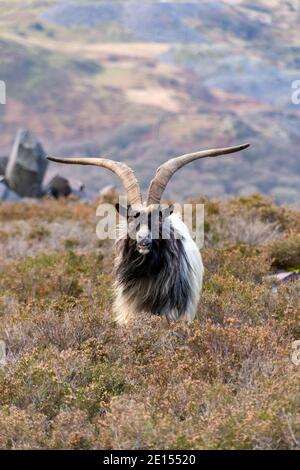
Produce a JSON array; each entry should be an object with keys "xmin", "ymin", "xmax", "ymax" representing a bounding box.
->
[
  {"xmin": 0, "ymin": 194, "xmax": 299, "ymax": 449},
  {"xmin": 0, "ymin": 0, "xmax": 300, "ymax": 203}
]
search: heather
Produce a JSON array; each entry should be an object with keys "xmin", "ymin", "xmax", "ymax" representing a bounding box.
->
[{"xmin": 0, "ymin": 194, "xmax": 299, "ymax": 449}]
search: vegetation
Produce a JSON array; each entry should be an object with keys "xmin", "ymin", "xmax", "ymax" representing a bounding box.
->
[{"xmin": 0, "ymin": 194, "xmax": 299, "ymax": 449}]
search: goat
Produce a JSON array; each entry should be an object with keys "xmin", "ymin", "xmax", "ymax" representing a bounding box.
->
[{"xmin": 47, "ymin": 143, "xmax": 249, "ymax": 324}]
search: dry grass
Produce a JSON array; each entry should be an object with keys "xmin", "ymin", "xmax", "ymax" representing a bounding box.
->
[
  {"xmin": 210, "ymin": 215, "xmax": 281, "ymax": 246},
  {"xmin": 0, "ymin": 194, "xmax": 299, "ymax": 449}
]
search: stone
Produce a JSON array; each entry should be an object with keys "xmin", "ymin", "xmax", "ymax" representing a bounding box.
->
[
  {"xmin": 265, "ymin": 271, "xmax": 300, "ymax": 295},
  {"xmin": 266, "ymin": 271, "xmax": 300, "ymax": 283},
  {"xmin": 46, "ymin": 174, "xmax": 86, "ymax": 199},
  {"xmin": 5, "ymin": 129, "xmax": 48, "ymax": 197},
  {"xmin": 0, "ymin": 156, "xmax": 8, "ymax": 175},
  {"xmin": 47, "ymin": 175, "xmax": 72, "ymax": 199},
  {"xmin": 0, "ymin": 179, "xmax": 21, "ymax": 202}
]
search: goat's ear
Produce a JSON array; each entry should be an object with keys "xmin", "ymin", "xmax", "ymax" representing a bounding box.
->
[
  {"xmin": 115, "ymin": 203, "xmax": 131, "ymax": 218},
  {"xmin": 168, "ymin": 204, "xmax": 174, "ymax": 216},
  {"xmin": 160, "ymin": 204, "xmax": 174, "ymax": 218}
]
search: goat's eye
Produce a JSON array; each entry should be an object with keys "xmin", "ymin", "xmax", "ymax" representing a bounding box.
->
[{"xmin": 134, "ymin": 212, "xmax": 140, "ymax": 219}]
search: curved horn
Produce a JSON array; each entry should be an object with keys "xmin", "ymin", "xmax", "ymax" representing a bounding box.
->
[
  {"xmin": 147, "ymin": 143, "xmax": 250, "ymax": 205},
  {"xmin": 46, "ymin": 156, "xmax": 142, "ymax": 206}
]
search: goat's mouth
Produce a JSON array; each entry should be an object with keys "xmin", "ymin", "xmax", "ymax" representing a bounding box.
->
[{"xmin": 137, "ymin": 244, "xmax": 151, "ymax": 255}]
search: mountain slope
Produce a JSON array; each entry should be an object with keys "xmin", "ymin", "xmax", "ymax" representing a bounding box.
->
[{"xmin": 0, "ymin": 0, "xmax": 299, "ymax": 202}]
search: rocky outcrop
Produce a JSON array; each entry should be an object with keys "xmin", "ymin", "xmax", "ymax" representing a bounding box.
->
[
  {"xmin": 0, "ymin": 177, "xmax": 20, "ymax": 202},
  {"xmin": 5, "ymin": 129, "xmax": 48, "ymax": 198},
  {"xmin": 1, "ymin": 129, "xmax": 94, "ymax": 203},
  {"xmin": 0, "ymin": 156, "xmax": 8, "ymax": 175}
]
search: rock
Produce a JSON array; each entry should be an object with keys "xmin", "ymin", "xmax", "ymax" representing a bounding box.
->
[
  {"xmin": 47, "ymin": 175, "xmax": 72, "ymax": 199},
  {"xmin": 0, "ymin": 156, "xmax": 8, "ymax": 175},
  {"xmin": 266, "ymin": 271, "xmax": 300, "ymax": 283},
  {"xmin": 265, "ymin": 271, "xmax": 300, "ymax": 295},
  {"xmin": 0, "ymin": 179, "xmax": 21, "ymax": 202},
  {"xmin": 46, "ymin": 174, "xmax": 86, "ymax": 199},
  {"xmin": 5, "ymin": 129, "xmax": 48, "ymax": 197}
]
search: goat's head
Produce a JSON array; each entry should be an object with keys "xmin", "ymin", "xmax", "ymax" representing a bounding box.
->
[
  {"xmin": 115, "ymin": 202, "xmax": 174, "ymax": 254},
  {"xmin": 47, "ymin": 142, "xmax": 250, "ymax": 253}
]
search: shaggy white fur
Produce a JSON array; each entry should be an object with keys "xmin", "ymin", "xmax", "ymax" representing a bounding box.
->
[{"xmin": 114, "ymin": 212, "xmax": 204, "ymax": 324}]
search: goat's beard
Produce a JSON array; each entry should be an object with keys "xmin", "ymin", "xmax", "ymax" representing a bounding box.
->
[
  {"xmin": 114, "ymin": 231, "xmax": 193, "ymax": 320},
  {"xmin": 116, "ymin": 235, "xmax": 165, "ymax": 276}
]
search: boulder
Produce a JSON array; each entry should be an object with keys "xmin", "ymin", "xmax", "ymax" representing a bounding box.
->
[
  {"xmin": 5, "ymin": 129, "xmax": 48, "ymax": 197},
  {"xmin": 0, "ymin": 156, "xmax": 8, "ymax": 175},
  {"xmin": 0, "ymin": 178, "xmax": 21, "ymax": 202},
  {"xmin": 47, "ymin": 175, "xmax": 72, "ymax": 199},
  {"xmin": 46, "ymin": 174, "xmax": 86, "ymax": 199}
]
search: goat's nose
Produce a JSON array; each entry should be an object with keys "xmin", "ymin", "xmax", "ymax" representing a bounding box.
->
[
  {"xmin": 137, "ymin": 233, "xmax": 151, "ymax": 245},
  {"xmin": 138, "ymin": 238, "xmax": 151, "ymax": 246}
]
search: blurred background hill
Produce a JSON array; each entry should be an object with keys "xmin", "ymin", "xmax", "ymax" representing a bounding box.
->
[{"xmin": 0, "ymin": 0, "xmax": 300, "ymax": 202}]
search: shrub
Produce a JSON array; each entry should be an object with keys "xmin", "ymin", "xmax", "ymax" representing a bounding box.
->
[
  {"xmin": 0, "ymin": 406, "xmax": 47, "ymax": 450},
  {"xmin": 270, "ymin": 236, "xmax": 300, "ymax": 269}
]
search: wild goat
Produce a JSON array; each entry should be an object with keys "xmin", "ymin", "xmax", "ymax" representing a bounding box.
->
[{"xmin": 47, "ymin": 143, "xmax": 249, "ymax": 324}]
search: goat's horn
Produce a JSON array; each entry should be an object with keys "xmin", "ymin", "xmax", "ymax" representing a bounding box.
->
[
  {"xmin": 46, "ymin": 156, "xmax": 142, "ymax": 206},
  {"xmin": 147, "ymin": 143, "xmax": 250, "ymax": 205}
]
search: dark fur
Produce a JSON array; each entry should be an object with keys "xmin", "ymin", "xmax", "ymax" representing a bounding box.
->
[{"xmin": 115, "ymin": 232, "xmax": 192, "ymax": 319}]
